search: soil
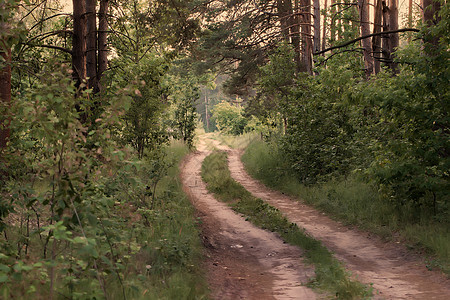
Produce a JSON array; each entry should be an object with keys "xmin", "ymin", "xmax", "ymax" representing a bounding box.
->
[{"xmin": 180, "ymin": 135, "xmax": 450, "ymax": 299}]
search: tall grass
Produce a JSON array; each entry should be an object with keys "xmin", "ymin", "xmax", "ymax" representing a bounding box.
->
[
  {"xmin": 131, "ymin": 140, "xmax": 208, "ymax": 299},
  {"xmin": 241, "ymin": 139, "xmax": 450, "ymax": 275},
  {"xmin": 202, "ymin": 151, "xmax": 371, "ymax": 298}
]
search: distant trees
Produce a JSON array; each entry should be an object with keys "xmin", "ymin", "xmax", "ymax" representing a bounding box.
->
[{"xmin": 195, "ymin": 0, "xmax": 435, "ymax": 90}]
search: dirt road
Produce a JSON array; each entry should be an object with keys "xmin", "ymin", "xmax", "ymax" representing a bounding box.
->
[
  {"xmin": 227, "ymin": 149, "xmax": 450, "ymax": 299},
  {"xmin": 180, "ymin": 135, "xmax": 450, "ymax": 299},
  {"xmin": 180, "ymin": 148, "xmax": 318, "ymax": 299}
]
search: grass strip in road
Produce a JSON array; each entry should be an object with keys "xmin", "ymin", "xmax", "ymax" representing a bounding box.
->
[{"xmin": 201, "ymin": 151, "xmax": 372, "ymax": 299}]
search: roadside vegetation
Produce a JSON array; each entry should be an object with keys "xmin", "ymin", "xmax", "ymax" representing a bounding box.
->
[
  {"xmin": 202, "ymin": 151, "xmax": 372, "ymax": 298},
  {"xmin": 242, "ymin": 139, "xmax": 450, "ymax": 276}
]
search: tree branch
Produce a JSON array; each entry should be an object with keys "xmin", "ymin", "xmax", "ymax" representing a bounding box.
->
[
  {"xmin": 21, "ymin": 43, "xmax": 73, "ymax": 55},
  {"xmin": 314, "ymin": 28, "xmax": 420, "ymax": 55}
]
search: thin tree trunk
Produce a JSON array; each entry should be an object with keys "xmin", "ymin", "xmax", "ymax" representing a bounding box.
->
[
  {"xmin": 321, "ymin": 0, "xmax": 328, "ymax": 52},
  {"xmin": 382, "ymin": 0, "xmax": 391, "ymax": 65},
  {"xmin": 389, "ymin": 0, "xmax": 399, "ymax": 73},
  {"xmin": 330, "ymin": 0, "xmax": 337, "ymax": 45},
  {"xmin": 300, "ymin": 0, "xmax": 313, "ymax": 74},
  {"xmin": 72, "ymin": 0, "xmax": 86, "ymax": 88},
  {"xmin": 86, "ymin": 0, "xmax": 98, "ymax": 93},
  {"xmin": 359, "ymin": 0, "xmax": 373, "ymax": 78},
  {"xmin": 0, "ymin": 1, "xmax": 11, "ymax": 156},
  {"xmin": 98, "ymin": 0, "xmax": 109, "ymax": 92},
  {"xmin": 290, "ymin": 0, "xmax": 302, "ymax": 72},
  {"xmin": 313, "ymin": 0, "xmax": 321, "ymax": 53},
  {"xmin": 0, "ymin": 40, "xmax": 11, "ymax": 153},
  {"xmin": 372, "ymin": 0, "xmax": 383, "ymax": 73},
  {"xmin": 408, "ymin": 0, "xmax": 413, "ymax": 42}
]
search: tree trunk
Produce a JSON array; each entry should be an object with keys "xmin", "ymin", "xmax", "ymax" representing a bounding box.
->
[
  {"xmin": 321, "ymin": 0, "xmax": 328, "ymax": 52},
  {"xmin": 313, "ymin": 0, "xmax": 320, "ymax": 53},
  {"xmin": 86, "ymin": 0, "xmax": 98, "ymax": 93},
  {"xmin": 358, "ymin": 0, "xmax": 373, "ymax": 78},
  {"xmin": 381, "ymin": 0, "xmax": 391, "ymax": 66},
  {"xmin": 0, "ymin": 41, "xmax": 11, "ymax": 153},
  {"xmin": 372, "ymin": 0, "xmax": 383, "ymax": 73},
  {"xmin": 423, "ymin": 0, "xmax": 441, "ymax": 26},
  {"xmin": 300, "ymin": 0, "xmax": 313, "ymax": 74},
  {"xmin": 0, "ymin": 1, "xmax": 11, "ymax": 155},
  {"xmin": 98, "ymin": 0, "xmax": 109, "ymax": 92},
  {"xmin": 388, "ymin": 0, "xmax": 398, "ymax": 73},
  {"xmin": 408, "ymin": 0, "xmax": 413, "ymax": 42},
  {"xmin": 290, "ymin": 0, "xmax": 302, "ymax": 72},
  {"xmin": 422, "ymin": 0, "xmax": 442, "ymax": 49},
  {"xmin": 330, "ymin": 0, "xmax": 337, "ymax": 45},
  {"xmin": 72, "ymin": 0, "xmax": 86, "ymax": 89},
  {"xmin": 277, "ymin": 0, "xmax": 290, "ymax": 40}
]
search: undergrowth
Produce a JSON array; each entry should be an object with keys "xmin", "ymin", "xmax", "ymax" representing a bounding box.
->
[
  {"xmin": 241, "ymin": 139, "xmax": 450, "ymax": 276},
  {"xmin": 201, "ymin": 151, "xmax": 372, "ymax": 299},
  {"xmin": 0, "ymin": 141, "xmax": 207, "ymax": 299}
]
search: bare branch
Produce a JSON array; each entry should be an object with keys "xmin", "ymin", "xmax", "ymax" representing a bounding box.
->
[{"xmin": 314, "ymin": 28, "xmax": 420, "ymax": 55}]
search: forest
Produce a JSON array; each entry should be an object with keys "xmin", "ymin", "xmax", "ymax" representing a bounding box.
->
[{"xmin": 0, "ymin": 0, "xmax": 448, "ymax": 299}]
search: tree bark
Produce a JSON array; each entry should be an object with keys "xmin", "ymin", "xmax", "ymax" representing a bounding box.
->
[
  {"xmin": 408, "ymin": 0, "xmax": 413, "ymax": 41},
  {"xmin": 388, "ymin": 0, "xmax": 399, "ymax": 73},
  {"xmin": 0, "ymin": 41, "xmax": 11, "ymax": 152},
  {"xmin": 98, "ymin": 0, "xmax": 109, "ymax": 92},
  {"xmin": 277, "ymin": 0, "xmax": 290, "ymax": 40},
  {"xmin": 300, "ymin": 0, "xmax": 313, "ymax": 74},
  {"xmin": 290, "ymin": 0, "xmax": 302, "ymax": 72},
  {"xmin": 372, "ymin": 0, "xmax": 383, "ymax": 73},
  {"xmin": 358, "ymin": 0, "xmax": 373, "ymax": 78},
  {"xmin": 330, "ymin": 0, "xmax": 337, "ymax": 44},
  {"xmin": 0, "ymin": 1, "xmax": 11, "ymax": 155},
  {"xmin": 381, "ymin": 0, "xmax": 390, "ymax": 65},
  {"xmin": 313, "ymin": 0, "xmax": 321, "ymax": 53},
  {"xmin": 86, "ymin": 0, "xmax": 98, "ymax": 93},
  {"xmin": 72, "ymin": 0, "xmax": 86, "ymax": 88},
  {"xmin": 321, "ymin": 0, "xmax": 328, "ymax": 52}
]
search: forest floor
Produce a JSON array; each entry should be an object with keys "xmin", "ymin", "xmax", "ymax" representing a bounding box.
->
[{"xmin": 180, "ymin": 134, "xmax": 450, "ymax": 299}]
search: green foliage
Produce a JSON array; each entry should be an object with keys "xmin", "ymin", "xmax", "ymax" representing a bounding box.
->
[
  {"xmin": 242, "ymin": 139, "xmax": 450, "ymax": 275},
  {"xmin": 0, "ymin": 64, "xmax": 207, "ymax": 298},
  {"xmin": 202, "ymin": 151, "xmax": 371, "ymax": 298},
  {"xmin": 114, "ymin": 55, "xmax": 169, "ymax": 158},
  {"xmin": 211, "ymin": 101, "xmax": 247, "ymax": 135},
  {"xmin": 255, "ymin": 9, "xmax": 449, "ymax": 217},
  {"xmin": 258, "ymin": 44, "xmax": 358, "ymax": 184},
  {"xmin": 165, "ymin": 73, "xmax": 200, "ymax": 149}
]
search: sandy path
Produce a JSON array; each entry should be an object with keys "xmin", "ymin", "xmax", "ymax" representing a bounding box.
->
[
  {"xmin": 228, "ymin": 149, "xmax": 450, "ymax": 299},
  {"xmin": 180, "ymin": 150, "xmax": 318, "ymax": 299}
]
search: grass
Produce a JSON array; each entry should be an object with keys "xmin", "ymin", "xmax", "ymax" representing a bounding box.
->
[
  {"xmin": 201, "ymin": 151, "xmax": 372, "ymax": 299},
  {"xmin": 210, "ymin": 131, "xmax": 259, "ymax": 149},
  {"xmin": 241, "ymin": 139, "xmax": 450, "ymax": 276},
  {"xmin": 128, "ymin": 140, "xmax": 208, "ymax": 299}
]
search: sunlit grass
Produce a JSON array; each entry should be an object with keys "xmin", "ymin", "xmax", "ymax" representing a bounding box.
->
[{"xmin": 214, "ymin": 131, "xmax": 260, "ymax": 149}]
